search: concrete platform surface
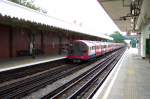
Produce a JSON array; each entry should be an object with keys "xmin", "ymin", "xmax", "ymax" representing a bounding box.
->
[
  {"xmin": 93, "ymin": 48, "xmax": 150, "ymax": 99},
  {"xmin": 0, "ymin": 55, "xmax": 65, "ymax": 72}
]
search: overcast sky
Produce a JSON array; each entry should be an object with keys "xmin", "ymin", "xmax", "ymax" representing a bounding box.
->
[{"xmin": 34, "ymin": 0, "xmax": 120, "ymax": 35}]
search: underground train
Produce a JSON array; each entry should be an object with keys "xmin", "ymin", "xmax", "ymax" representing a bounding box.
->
[{"xmin": 66, "ymin": 40, "xmax": 124, "ymax": 62}]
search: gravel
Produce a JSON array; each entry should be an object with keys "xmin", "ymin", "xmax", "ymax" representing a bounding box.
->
[{"xmin": 22, "ymin": 62, "xmax": 98, "ymax": 99}]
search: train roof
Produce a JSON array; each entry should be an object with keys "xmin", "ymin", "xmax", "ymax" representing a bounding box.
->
[{"xmin": 75, "ymin": 40, "xmax": 95, "ymax": 47}]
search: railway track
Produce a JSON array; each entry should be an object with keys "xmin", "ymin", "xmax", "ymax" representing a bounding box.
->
[
  {"xmin": 0, "ymin": 59, "xmax": 66, "ymax": 83},
  {"xmin": 0, "ymin": 55, "xmax": 105, "ymax": 98},
  {"xmin": 0, "ymin": 62, "xmax": 87, "ymax": 99},
  {"xmin": 42, "ymin": 48, "xmax": 126, "ymax": 99},
  {"xmin": 0, "ymin": 47, "xmax": 126, "ymax": 99}
]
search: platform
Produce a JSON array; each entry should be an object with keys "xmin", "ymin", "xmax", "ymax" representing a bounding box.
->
[
  {"xmin": 0, "ymin": 55, "xmax": 66, "ymax": 72},
  {"xmin": 93, "ymin": 48, "xmax": 150, "ymax": 99}
]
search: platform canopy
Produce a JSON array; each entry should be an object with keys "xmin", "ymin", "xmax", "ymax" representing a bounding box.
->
[
  {"xmin": 135, "ymin": 0, "xmax": 150, "ymax": 31},
  {"xmin": 98, "ymin": 0, "xmax": 143, "ymax": 32},
  {"xmin": 0, "ymin": 0, "xmax": 112, "ymax": 41}
]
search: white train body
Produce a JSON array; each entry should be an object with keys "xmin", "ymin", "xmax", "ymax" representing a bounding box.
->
[{"xmin": 67, "ymin": 40, "xmax": 124, "ymax": 61}]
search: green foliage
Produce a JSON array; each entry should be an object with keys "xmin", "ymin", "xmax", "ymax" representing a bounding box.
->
[
  {"xmin": 130, "ymin": 38, "xmax": 137, "ymax": 48},
  {"xmin": 110, "ymin": 31, "xmax": 125, "ymax": 43},
  {"xmin": 9, "ymin": 0, "xmax": 20, "ymax": 4},
  {"xmin": 8, "ymin": 0, "xmax": 47, "ymax": 13}
]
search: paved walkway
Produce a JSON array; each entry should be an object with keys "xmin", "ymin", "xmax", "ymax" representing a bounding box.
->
[
  {"xmin": 93, "ymin": 48, "xmax": 150, "ymax": 99},
  {"xmin": 0, "ymin": 55, "xmax": 65, "ymax": 72}
]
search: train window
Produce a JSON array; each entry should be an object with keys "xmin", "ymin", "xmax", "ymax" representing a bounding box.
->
[
  {"xmin": 101, "ymin": 45, "xmax": 103, "ymax": 48},
  {"xmin": 103, "ymin": 45, "xmax": 104, "ymax": 48},
  {"xmin": 89, "ymin": 47, "xmax": 91, "ymax": 50},
  {"xmin": 92, "ymin": 46, "xmax": 95, "ymax": 50}
]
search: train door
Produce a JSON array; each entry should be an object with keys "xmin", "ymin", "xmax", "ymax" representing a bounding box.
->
[
  {"xmin": 88, "ymin": 41, "xmax": 96, "ymax": 57},
  {"xmin": 99, "ymin": 43, "xmax": 102, "ymax": 55},
  {"xmin": 95, "ymin": 42, "xmax": 100, "ymax": 56}
]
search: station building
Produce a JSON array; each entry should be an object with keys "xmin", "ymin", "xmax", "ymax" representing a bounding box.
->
[
  {"xmin": 0, "ymin": 0, "xmax": 112, "ymax": 60},
  {"xmin": 0, "ymin": 0, "xmax": 150, "ymax": 99}
]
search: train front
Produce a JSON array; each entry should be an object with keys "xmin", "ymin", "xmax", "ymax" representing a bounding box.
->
[{"xmin": 66, "ymin": 40, "xmax": 90, "ymax": 62}]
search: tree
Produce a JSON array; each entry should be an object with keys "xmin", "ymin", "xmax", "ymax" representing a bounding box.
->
[
  {"xmin": 8, "ymin": 0, "xmax": 47, "ymax": 13},
  {"xmin": 130, "ymin": 38, "xmax": 137, "ymax": 48},
  {"xmin": 110, "ymin": 31, "xmax": 125, "ymax": 43}
]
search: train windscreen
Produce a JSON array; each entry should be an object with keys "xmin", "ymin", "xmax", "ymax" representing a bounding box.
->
[{"xmin": 69, "ymin": 42, "xmax": 86, "ymax": 56}]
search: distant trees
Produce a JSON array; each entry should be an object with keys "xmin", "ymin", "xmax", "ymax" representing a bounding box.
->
[
  {"xmin": 8, "ymin": 0, "xmax": 47, "ymax": 13},
  {"xmin": 110, "ymin": 31, "xmax": 125, "ymax": 43}
]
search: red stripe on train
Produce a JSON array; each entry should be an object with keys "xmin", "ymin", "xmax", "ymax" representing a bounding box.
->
[{"xmin": 66, "ymin": 55, "xmax": 90, "ymax": 60}]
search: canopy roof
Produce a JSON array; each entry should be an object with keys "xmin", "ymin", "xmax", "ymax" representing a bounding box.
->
[
  {"xmin": 99, "ymin": 0, "xmax": 142, "ymax": 32},
  {"xmin": 0, "ymin": 0, "xmax": 113, "ymax": 40}
]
